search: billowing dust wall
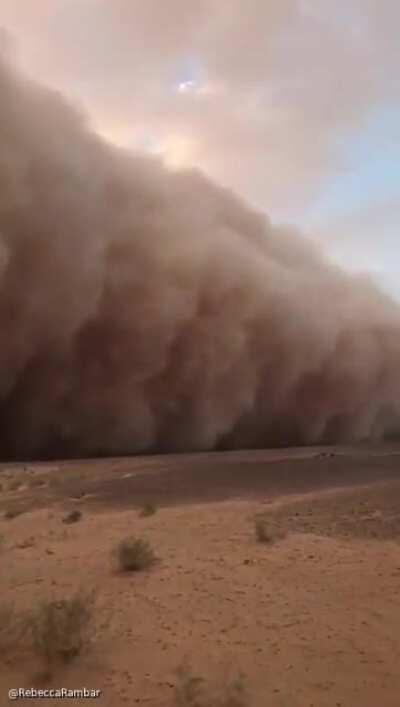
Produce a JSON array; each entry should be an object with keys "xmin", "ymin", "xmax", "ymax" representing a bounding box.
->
[{"xmin": 1, "ymin": 53, "xmax": 400, "ymax": 459}]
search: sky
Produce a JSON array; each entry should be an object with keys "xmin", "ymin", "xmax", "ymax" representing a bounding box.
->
[{"xmin": 0, "ymin": 0, "xmax": 399, "ymax": 298}]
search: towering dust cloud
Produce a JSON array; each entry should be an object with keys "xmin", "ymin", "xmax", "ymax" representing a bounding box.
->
[{"xmin": 1, "ymin": 52, "xmax": 400, "ymax": 461}]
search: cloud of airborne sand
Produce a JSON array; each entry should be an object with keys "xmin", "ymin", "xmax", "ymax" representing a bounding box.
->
[{"xmin": 1, "ymin": 51, "xmax": 400, "ymax": 460}]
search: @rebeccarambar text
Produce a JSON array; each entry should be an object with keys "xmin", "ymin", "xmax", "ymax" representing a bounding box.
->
[{"xmin": 8, "ymin": 688, "xmax": 102, "ymax": 700}]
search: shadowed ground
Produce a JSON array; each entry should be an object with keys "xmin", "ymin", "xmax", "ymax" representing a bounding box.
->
[
  {"xmin": 1, "ymin": 446, "xmax": 400, "ymax": 706},
  {"xmin": 1, "ymin": 444, "xmax": 400, "ymax": 516}
]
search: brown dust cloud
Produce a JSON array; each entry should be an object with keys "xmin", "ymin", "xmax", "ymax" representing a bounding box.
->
[{"xmin": 1, "ymin": 50, "xmax": 400, "ymax": 461}]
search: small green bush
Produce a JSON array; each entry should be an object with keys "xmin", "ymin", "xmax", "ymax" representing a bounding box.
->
[
  {"xmin": 254, "ymin": 517, "xmax": 285, "ymax": 545},
  {"xmin": 29, "ymin": 477, "xmax": 46, "ymax": 488},
  {"xmin": 0, "ymin": 603, "xmax": 29, "ymax": 655},
  {"xmin": 116, "ymin": 537, "xmax": 157, "ymax": 572},
  {"xmin": 28, "ymin": 592, "xmax": 95, "ymax": 666},
  {"xmin": 4, "ymin": 508, "xmax": 22, "ymax": 520},
  {"xmin": 139, "ymin": 503, "xmax": 157, "ymax": 517},
  {"xmin": 175, "ymin": 666, "xmax": 249, "ymax": 707},
  {"xmin": 62, "ymin": 510, "xmax": 82, "ymax": 524}
]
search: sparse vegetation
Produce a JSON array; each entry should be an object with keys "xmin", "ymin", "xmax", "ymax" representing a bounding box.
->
[
  {"xmin": 16, "ymin": 536, "xmax": 36, "ymax": 549},
  {"xmin": 0, "ymin": 591, "xmax": 96, "ymax": 668},
  {"xmin": 175, "ymin": 667, "xmax": 205, "ymax": 706},
  {"xmin": 29, "ymin": 477, "xmax": 47, "ymax": 488},
  {"xmin": 139, "ymin": 503, "xmax": 157, "ymax": 517},
  {"xmin": 4, "ymin": 508, "xmax": 22, "ymax": 520},
  {"xmin": 254, "ymin": 517, "xmax": 285, "ymax": 545},
  {"xmin": 70, "ymin": 488, "xmax": 86, "ymax": 500},
  {"xmin": 0, "ymin": 604, "xmax": 15, "ymax": 652},
  {"xmin": 62, "ymin": 510, "xmax": 82, "ymax": 524},
  {"xmin": 116, "ymin": 536, "xmax": 157, "ymax": 572},
  {"xmin": 175, "ymin": 666, "xmax": 249, "ymax": 707},
  {"xmin": 0, "ymin": 603, "xmax": 28, "ymax": 655},
  {"xmin": 254, "ymin": 518, "xmax": 271, "ymax": 543},
  {"xmin": 28, "ymin": 591, "xmax": 95, "ymax": 667}
]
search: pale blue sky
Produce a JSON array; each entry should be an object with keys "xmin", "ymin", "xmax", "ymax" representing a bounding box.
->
[
  {"xmin": 303, "ymin": 106, "xmax": 400, "ymax": 227},
  {"xmin": 276, "ymin": 106, "xmax": 400, "ymax": 298}
]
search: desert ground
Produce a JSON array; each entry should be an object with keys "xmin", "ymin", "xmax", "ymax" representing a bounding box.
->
[{"xmin": 1, "ymin": 445, "xmax": 400, "ymax": 706}]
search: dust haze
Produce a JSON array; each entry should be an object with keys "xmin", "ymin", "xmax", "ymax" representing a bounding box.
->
[{"xmin": 1, "ymin": 51, "xmax": 400, "ymax": 460}]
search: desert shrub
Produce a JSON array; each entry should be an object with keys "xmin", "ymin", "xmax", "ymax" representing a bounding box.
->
[
  {"xmin": 16, "ymin": 537, "xmax": 36, "ymax": 549},
  {"xmin": 254, "ymin": 517, "xmax": 285, "ymax": 545},
  {"xmin": 116, "ymin": 536, "xmax": 156, "ymax": 572},
  {"xmin": 28, "ymin": 592, "xmax": 95, "ymax": 666},
  {"xmin": 175, "ymin": 666, "xmax": 249, "ymax": 707},
  {"xmin": 29, "ymin": 477, "xmax": 46, "ymax": 488},
  {"xmin": 62, "ymin": 510, "xmax": 82, "ymax": 524},
  {"xmin": 4, "ymin": 508, "xmax": 22, "ymax": 520},
  {"xmin": 0, "ymin": 603, "xmax": 29, "ymax": 655},
  {"xmin": 139, "ymin": 503, "xmax": 157, "ymax": 517},
  {"xmin": 175, "ymin": 666, "xmax": 204, "ymax": 706},
  {"xmin": 254, "ymin": 519, "xmax": 272, "ymax": 543}
]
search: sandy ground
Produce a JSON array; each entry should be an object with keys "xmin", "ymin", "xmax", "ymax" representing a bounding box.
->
[{"xmin": 1, "ymin": 446, "xmax": 400, "ymax": 706}]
